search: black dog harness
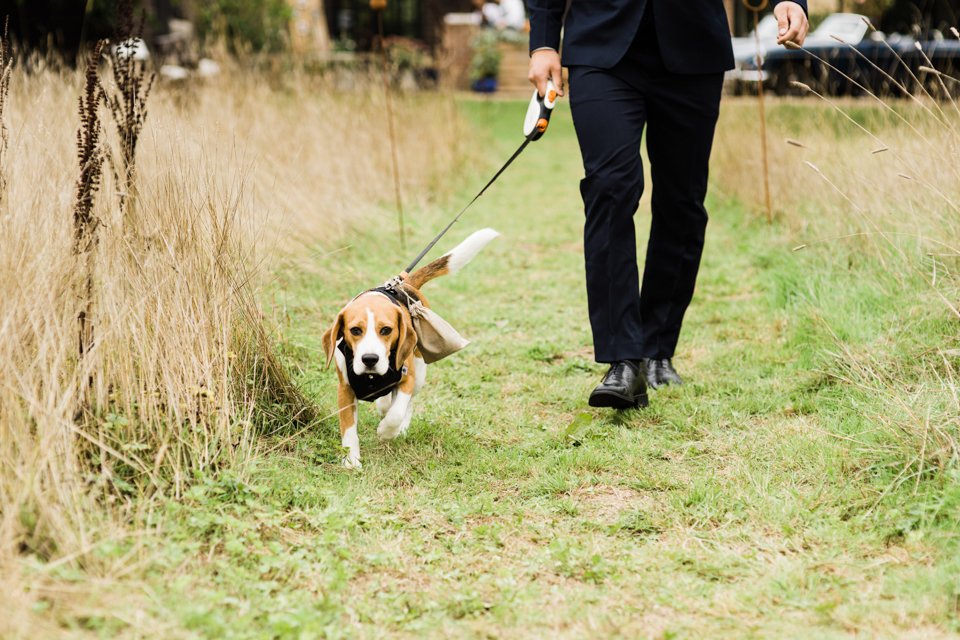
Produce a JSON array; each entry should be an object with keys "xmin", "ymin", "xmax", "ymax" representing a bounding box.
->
[{"xmin": 336, "ymin": 285, "xmax": 414, "ymax": 402}]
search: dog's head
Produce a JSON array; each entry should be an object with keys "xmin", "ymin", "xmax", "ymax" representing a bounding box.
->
[{"xmin": 322, "ymin": 292, "xmax": 417, "ymax": 376}]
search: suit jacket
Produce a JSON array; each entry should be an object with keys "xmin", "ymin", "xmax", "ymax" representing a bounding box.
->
[{"xmin": 528, "ymin": 0, "xmax": 808, "ymax": 74}]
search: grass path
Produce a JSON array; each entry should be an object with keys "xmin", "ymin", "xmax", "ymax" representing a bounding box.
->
[{"xmin": 150, "ymin": 99, "xmax": 958, "ymax": 638}]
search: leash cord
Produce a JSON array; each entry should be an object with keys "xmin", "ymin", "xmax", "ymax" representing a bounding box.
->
[{"xmin": 403, "ymin": 134, "xmax": 533, "ymax": 273}]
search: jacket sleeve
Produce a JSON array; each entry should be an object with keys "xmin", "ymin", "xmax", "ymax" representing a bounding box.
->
[
  {"xmin": 772, "ymin": 0, "xmax": 808, "ymax": 14},
  {"xmin": 527, "ymin": 0, "xmax": 565, "ymax": 54}
]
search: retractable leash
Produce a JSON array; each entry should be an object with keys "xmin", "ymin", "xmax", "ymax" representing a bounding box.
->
[{"xmin": 402, "ymin": 80, "xmax": 559, "ymax": 274}]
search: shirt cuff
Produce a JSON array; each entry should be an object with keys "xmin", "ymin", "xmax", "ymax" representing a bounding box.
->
[{"xmin": 530, "ymin": 46, "xmax": 557, "ymax": 57}]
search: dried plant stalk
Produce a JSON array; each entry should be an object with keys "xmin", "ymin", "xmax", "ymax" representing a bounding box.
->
[
  {"xmin": 103, "ymin": 1, "xmax": 155, "ymax": 213},
  {"xmin": 73, "ymin": 40, "xmax": 106, "ymax": 417},
  {"xmin": 74, "ymin": 42, "xmax": 106, "ymax": 254},
  {"xmin": 0, "ymin": 18, "xmax": 13, "ymax": 204}
]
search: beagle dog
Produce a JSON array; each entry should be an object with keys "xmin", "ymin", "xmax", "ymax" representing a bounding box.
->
[{"xmin": 322, "ymin": 228, "xmax": 499, "ymax": 469}]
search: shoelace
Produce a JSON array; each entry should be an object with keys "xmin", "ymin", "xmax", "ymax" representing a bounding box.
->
[{"xmin": 604, "ymin": 361, "xmax": 636, "ymax": 382}]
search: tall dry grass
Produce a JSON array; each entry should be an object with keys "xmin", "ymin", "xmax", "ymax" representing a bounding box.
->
[
  {"xmin": 714, "ymin": 100, "xmax": 960, "ymax": 249},
  {"xmin": 712, "ymin": 53, "xmax": 960, "ymax": 494},
  {"xmin": 0, "ymin": 61, "xmax": 465, "ymax": 633}
]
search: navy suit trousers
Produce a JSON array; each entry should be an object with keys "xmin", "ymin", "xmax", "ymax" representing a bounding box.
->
[{"xmin": 569, "ymin": 23, "xmax": 724, "ymax": 362}]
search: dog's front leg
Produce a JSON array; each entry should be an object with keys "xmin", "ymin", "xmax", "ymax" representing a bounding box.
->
[
  {"xmin": 377, "ymin": 365, "xmax": 417, "ymax": 441},
  {"xmin": 337, "ymin": 383, "xmax": 361, "ymax": 469},
  {"xmin": 374, "ymin": 394, "xmax": 393, "ymax": 418},
  {"xmin": 396, "ymin": 357, "xmax": 426, "ymax": 436}
]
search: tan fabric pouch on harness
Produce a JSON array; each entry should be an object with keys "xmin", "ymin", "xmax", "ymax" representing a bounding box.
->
[{"xmin": 406, "ymin": 299, "xmax": 469, "ymax": 364}]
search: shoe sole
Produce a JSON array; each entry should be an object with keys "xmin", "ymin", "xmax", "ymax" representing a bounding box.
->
[{"xmin": 588, "ymin": 389, "xmax": 649, "ymax": 410}]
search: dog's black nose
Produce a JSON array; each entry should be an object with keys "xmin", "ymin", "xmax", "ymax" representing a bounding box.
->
[{"xmin": 361, "ymin": 353, "xmax": 379, "ymax": 368}]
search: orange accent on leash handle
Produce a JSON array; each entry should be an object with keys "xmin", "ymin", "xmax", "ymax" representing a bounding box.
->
[{"xmin": 523, "ymin": 80, "xmax": 558, "ymax": 141}]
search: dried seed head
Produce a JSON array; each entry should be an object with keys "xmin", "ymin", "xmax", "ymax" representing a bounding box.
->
[
  {"xmin": 790, "ymin": 81, "xmax": 813, "ymax": 93},
  {"xmin": 861, "ymin": 17, "xmax": 876, "ymax": 32},
  {"xmin": 871, "ymin": 146, "xmax": 889, "ymax": 154},
  {"xmin": 830, "ymin": 35, "xmax": 848, "ymax": 44},
  {"xmin": 784, "ymin": 40, "xmax": 802, "ymax": 50},
  {"xmin": 73, "ymin": 40, "xmax": 107, "ymax": 253},
  {"xmin": 897, "ymin": 173, "xmax": 913, "ymax": 180},
  {"xmin": 919, "ymin": 66, "xmax": 939, "ymax": 74},
  {"xmin": 914, "ymin": 41, "xmax": 923, "ymax": 51},
  {"xmin": 804, "ymin": 160, "xmax": 822, "ymax": 174},
  {"xmin": 786, "ymin": 138, "xmax": 806, "ymax": 148},
  {"xmin": 952, "ymin": 27, "xmax": 959, "ymax": 39}
]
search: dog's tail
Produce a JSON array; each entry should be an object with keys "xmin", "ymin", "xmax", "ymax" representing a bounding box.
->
[{"xmin": 406, "ymin": 228, "xmax": 499, "ymax": 289}]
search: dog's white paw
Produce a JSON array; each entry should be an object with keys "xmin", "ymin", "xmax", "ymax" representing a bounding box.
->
[
  {"xmin": 378, "ymin": 392, "xmax": 411, "ymax": 441},
  {"xmin": 342, "ymin": 454, "xmax": 362, "ymax": 470},
  {"xmin": 377, "ymin": 416, "xmax": 403, "ymax": 441}
]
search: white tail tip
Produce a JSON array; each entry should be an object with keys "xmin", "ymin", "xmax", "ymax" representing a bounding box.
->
[{"xmin": 443, "ymin": 228, "xmax": 500, "ymax": 274}]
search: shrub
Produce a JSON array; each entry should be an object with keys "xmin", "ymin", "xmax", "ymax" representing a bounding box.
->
[
  {"xmin": 194, "ymin": 0, "xmax": 292, "ymax": 53},
  {"xmin": 469, "ymin": 30, "xmax": 502, "ymax": 82}
]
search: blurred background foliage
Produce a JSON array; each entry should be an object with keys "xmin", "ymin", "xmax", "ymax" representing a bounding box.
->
[
  {"xmin": 0, "ymin": 0, "xmax": 953, "ymax": 64},
  {"xmin": 0, "ymin": 0, "xmax": 295, "ymax": 59},
  {"xmin": 191, "ymin": 0, "xmax": 292, "ymax": 53}
]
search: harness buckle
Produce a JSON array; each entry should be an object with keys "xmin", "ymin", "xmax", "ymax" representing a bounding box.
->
[{"xmin": 382, "ymin": 275, "xmax": 404, "ymax": 291}]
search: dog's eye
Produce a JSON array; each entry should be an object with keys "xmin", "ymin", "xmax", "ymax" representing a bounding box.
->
[
  {"xmin": 379, "ymin": 327, "xmax": 392, "ymax": 336},
  {"xmin": 349, "ymin": 327, "xmax": 363, "ymax": 336}
]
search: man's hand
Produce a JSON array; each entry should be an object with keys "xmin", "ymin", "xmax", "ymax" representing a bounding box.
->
[
  {"xmin": 528, "ymin": 48, "xmax": 564, "ymax": 98},
  {"xmin": 774, "ymin": 1, "xmax": 809, "ymax": 47}
]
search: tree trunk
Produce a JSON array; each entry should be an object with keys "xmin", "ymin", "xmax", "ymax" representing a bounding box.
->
[{"xmin": 317, "ymin": 0, "xmax": 330, "ymax": 52}]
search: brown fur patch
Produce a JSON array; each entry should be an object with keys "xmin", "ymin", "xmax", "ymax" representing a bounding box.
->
[
  {"xmin": 322, "ymin": 292, "xmax": 413, "ymax": 368},
  {"xmin": 406, "ymin": 255, "xmax": 450, "ymax": 289},
  {"xmin": 336, "ymin": 383, "xmax": 356, "ymax": 436}
]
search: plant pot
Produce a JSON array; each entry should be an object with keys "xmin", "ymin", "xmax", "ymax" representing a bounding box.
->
[{"xmin": 471, "ymin": 76, "xmax": 498, "ymax": 93}]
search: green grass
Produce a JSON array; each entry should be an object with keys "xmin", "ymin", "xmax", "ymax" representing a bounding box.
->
[{"xmin": 75, "ymin": 98, "xmax": 960, "ymax": 638}]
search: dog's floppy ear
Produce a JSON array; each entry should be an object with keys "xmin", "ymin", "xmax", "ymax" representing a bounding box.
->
[
  {"xmin": 394, "ymin": 305, "xmax": 417, "ymax": 370},
  {"xmin": 321, "ymin": 309, "xmax": 346, "ymax": 369}
]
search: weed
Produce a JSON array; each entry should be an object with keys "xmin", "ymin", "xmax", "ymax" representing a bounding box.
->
[
  {"xmin": 0, "ymin": 18, "xmax": 12, "ymax": 204},
  {"xmin": 103, "ymin": 0, "xmax": 155, "ymax": 214}
]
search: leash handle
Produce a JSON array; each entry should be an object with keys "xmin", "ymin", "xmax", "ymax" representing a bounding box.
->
[{"xmin": 523, "ymin": 79, "xmax": 558, "ymax": 140}]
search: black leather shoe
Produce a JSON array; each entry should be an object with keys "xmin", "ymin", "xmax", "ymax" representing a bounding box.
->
[
  {"xmin": 589, "ymin": 361, "xmax": 649, "ymax": 409},
  {"xmin": 643, "ymin": 358, "xmax": 683, "ymax": 389}
]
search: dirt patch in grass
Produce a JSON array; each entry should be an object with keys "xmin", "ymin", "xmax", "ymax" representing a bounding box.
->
[{"xmin": 570, "ymin": 485, "xmax": 658, "ymax": 524}]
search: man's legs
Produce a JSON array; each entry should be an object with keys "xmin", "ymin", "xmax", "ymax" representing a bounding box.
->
[
  {"xmin": 639, "ymin": 71, "xmax": 724, "ymax": 359},
  {"xmin": 568, "ymin": 66, "xmax": 647, "ymax": 364}
]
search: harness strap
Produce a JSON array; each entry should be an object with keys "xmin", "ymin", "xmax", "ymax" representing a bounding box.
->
[{"xmin": 374, "ymin": 280, "xmax": 423, "ymax": 313}]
